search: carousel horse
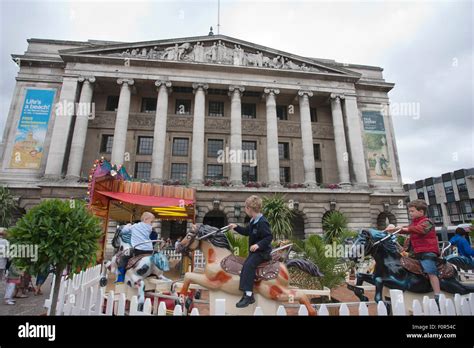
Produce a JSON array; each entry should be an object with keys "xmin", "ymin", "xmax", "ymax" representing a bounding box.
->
[
  {"xmin": 107, "ymin": 227, "xmax": 171, "ymax": 309},
  {"xmin": 111, "ymin": 224, "xmax": 131, "ymax": 253},
  {"xmin": 108, "ymin": 225, "xmax": 170, "ymax": 285},
  {"xmin": 347, "ymin": 229, "xmax": 474, "ymax": 303},
  {"xmin": 446, "ymin": 254, "xmax": 474, "ymax": 271},
  {"xmin": 175, "ymin": 224, "xmax": 324, "ymax": 316},
  {"xmin": 108, "ymin": 248, "xmax": 170, "ymax": 286}
]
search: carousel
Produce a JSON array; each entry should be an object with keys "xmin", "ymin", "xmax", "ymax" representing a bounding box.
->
[
  {"xmin": 87, "ymin": 158, "xmax": 199, "ymax": 312},
  {"xmin": 85, "ymin": 158, "xmax": 333, "ymax": 315}
]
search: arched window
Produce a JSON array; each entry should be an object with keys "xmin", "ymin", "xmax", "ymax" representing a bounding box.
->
[
  {"xmin": 376, "ymin": 212, "xmax": 397, "ymax": 230},
  {"xmin": 203, "ymin": 209, "xmax": 228, "ymax": 229},
  {"xmin": 291, "ymin": 212, "xmax": 305, "ymax": 240}
]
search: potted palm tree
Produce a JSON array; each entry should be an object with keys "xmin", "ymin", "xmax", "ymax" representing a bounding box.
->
[{"xmin": 262, "ymin": 193, "xmax": 294, "ymax": 241}]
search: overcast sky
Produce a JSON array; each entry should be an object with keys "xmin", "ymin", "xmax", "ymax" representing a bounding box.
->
[{"xmin": 0, "ymin": 0, "xmax": 472, "ymax": 183}]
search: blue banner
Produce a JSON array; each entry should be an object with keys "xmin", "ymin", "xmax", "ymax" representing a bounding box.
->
[{"xmin": 10, "ymin": 89, "xmax": 56, "ymax": 169}]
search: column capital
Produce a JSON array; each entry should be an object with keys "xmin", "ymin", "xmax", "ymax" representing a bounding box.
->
[
  {"xmin": 298, "ymin": 89, "xmax": 313, "ymax": 98},
  {"xmin": 192, "ymin": 83, "xmax": 209, "ymax": 93},
  {"xmin": 228, "ymin": 85, "xmax": 245, "ymax": 93},
  {"xmin": 263, "ymin": 88, "xmax": 280, "ymax": 96},
  {"xmin": 78, "ymin": 76, "xmax": 96, "ymax": 84},
  {"xmin": 117, "ymin": 78, "xmax": 134, "ymax": 86},
  {"xmin": 155, "ymin": 80, "xmax": 172, "ymax": 89},
  {"xmin": 330, "ymin": 93, "xmax": 345, "ymax": 102}
]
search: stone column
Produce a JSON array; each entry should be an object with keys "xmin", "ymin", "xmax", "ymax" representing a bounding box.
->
[
  {"xmin": 330, "ymin": 93, "xmax": 350, "ymax": 185},
  {"xmin": 190, "ymin": 83, "xmax": 208, "ymax": 184},
  {"xmin": 150, "ymin": 80, "xmax": 172, "ymax": 182},
  {"xmin": 111, "ymin": 78, "xmax": 134, "ymax": 166},
  {"xmin": 65, "ymin": 76, "xmax": 96, "ymax": 179},
  {"xmin": 264, "ymin": 88, "xmax": 281, "ymax": 187},
  {"xmin": 229, "ymin": 85, "xmax": 245, "ymax": 186},
  {"xmin": 298, "ymin": 90, "xmax": 317, "ymax": 187},
  {"xmin": 343, "ymin": 96, "xmax": 368, "ymax": 184},
  {"xmin": 44, "ymin": 76, "xmax": 80, "ymax": 178}
]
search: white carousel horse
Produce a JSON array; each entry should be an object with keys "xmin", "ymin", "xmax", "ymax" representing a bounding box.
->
[{"xmin": 106, "ymin": 227, "xmax": 171, "ymax": 309}]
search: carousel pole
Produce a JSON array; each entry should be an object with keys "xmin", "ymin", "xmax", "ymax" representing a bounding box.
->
[
  {"xmin": 100, "ymin": 199, "xmax": 111, "ymax": 264},
  {"xmin": 190, "ymin": 210, "xmax": 196, "ymax": 272}
]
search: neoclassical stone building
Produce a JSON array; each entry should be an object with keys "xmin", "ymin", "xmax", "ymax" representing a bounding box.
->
[{"xmin": 0, "ymin": 34, "xmax": 408, "ymax": 241}]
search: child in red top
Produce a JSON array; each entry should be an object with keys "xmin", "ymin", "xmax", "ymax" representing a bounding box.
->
[{"xmin": 387, "ymin": 199, "xmax": 441, "ymax": 299}]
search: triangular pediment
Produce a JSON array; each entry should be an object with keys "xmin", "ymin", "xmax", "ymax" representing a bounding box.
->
[{"xmin": 59, "ymin": 35, "xmax": 357, "ymax": 76}]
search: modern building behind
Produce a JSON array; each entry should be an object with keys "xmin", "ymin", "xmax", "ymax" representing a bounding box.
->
[
  {"xmin": 0, "ymin": 33, "xmax": 408, "ymax": 242},
  {"xmin": 404, "ymin": 168, "xmax": 474, "ymax": 240}
]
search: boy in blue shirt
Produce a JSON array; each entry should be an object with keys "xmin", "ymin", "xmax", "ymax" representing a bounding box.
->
[{"xmin": 229, "ymin": 195, "xmax": 273, "ymax": 308}]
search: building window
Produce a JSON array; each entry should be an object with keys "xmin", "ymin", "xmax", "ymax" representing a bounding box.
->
[
  {"xmin": 242, "ymin": 165, "xmax": 257, "ymax": 183},
  {"xmin": 209, "ymin": 101, "xmax": 224, "ymax": 117},
  {"xmin": 135, "ymin": 162, "xmax": 151, "ymax": 180},
  {"xmin": 428, "ymin": 204, "xmax": 443, "ymax": 224},
  {"xmin": 141, "ymin": 98, "xmax": 157, "ymax": 113},
  {"xmin": 446, "ymin": 202, "xmax": 461, "ymax": 223},
  {"xmin": 207, "ymin": 139, "xmax": 224, "ymax": 157},
  {"xmin": 243, "ymin": 91, "xmax": 261, "ymax": 98},
  {"xmin": 276, "ymin": 105, "xmax": 288, "ymax": 120},
  {"xmin": 443, "ymin": 180, "xmax": 455, "ymax": 202},
  {"xmin": 242, "ymin": 141, "xmax": 257, "ymax": 151},
  {"xmin": 313, "ymin": 144, "xmax": 321, "ymax": 161},
  {"xmin": 242, "ymin": 103, "xmax": 256, "ymax": 119},
  {"xmin": 173, "ymin": 86, "xmax": 193, "ymax": 94},
  {"xmin": 172, "ymin": 138, "xmax": 189, "ymax": 156},
  {"xmin": 242, "ymin": 141, "xmax": 257, "ymax": 164},
  {"xmin": 136, "ymin": 136, "xmax": 153, "ymax": 155},
  {"xmin": 280, "ymin": 167, "xmax": 290, "ymax": 183},
  {"xmin": 426, "ymin": 184, "xmax": 436, "ymax": 205},
  {"xmin": 315, "ymin": 168, "xmax": 323, "ymax": 184},
  {"xmin": 207, "ymin": 165, "xmax": 223, "ymax": 179},
  {"xmin": 208, "ymin": 89, "xmax": 228, "ymax": 95},
  {"xmin": 278, "ymin": 142, "xmax": 290, "ymax": 160},
  {"xmin": 171, "ymin": 163, "xmax": 188, "ymax": 180},
  {"xmin": 460, "ymin": 200, "xmax": 473, "ymax": 221},
  {"xmin": 310, "ymin": 107, "xmax": 318, "ymax": 122},
  {"xmin": 416, "ymin": 187, "xmax": 425, "ymax": 200},
  {"xmin": 100, "ymin": 135, "xmax": 114, "ymax": 153},
  {"xmin": 456, "ymin": 177, "xmax": 469, "ymax": 200},
  {"xmin": 175, "ymin": 99, "xmax": 191, "ymax": 115},
  {"xmin": 106, "ymin": 96, "xmax": 119, "ymax": 111}
]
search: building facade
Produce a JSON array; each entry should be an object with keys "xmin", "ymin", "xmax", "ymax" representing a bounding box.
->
[
  {"xmin": 0, "ymin": 34, "xmax": 408, "ymax": 242},
  {"xmin": 404, "ymin": 168, "xmax": 474, "ymax": 240}
]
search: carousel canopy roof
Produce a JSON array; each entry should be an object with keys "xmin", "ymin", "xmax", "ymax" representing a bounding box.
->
[
  {"xmin": 97, "ymin": 191, "xmax": 194, "ymax": 208},
  {"xmin": 88, "ymin": 159, "xmax": 196, "ymax": 222},
  {"xmin": 97, "ymin": 191, "xmax": 195, "ymax": 221}
]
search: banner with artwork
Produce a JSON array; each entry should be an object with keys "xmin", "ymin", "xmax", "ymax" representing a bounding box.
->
[
  {"xmin": 362, "ymin": 110, "xmax": 393, "ymax": 180},
  {"xmin": 9, "ymin": 89, "xmax": 56, "ymax": 169}
]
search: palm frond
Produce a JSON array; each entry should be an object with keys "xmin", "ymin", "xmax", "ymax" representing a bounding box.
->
[
  {"xmin": 262, "ymin": 193, "xmax": 294, "ymax": 240},
  {"xmin": 225, "ymin": 230, "xmax": 249, "ymax": 257}
]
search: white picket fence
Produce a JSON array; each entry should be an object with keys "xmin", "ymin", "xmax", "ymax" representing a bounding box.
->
[
  {"xmin": 44, "ymin": 264, "xmax": 103, "ymax": 315},
  {"xmin": 45, "ymin": 265, "xmax": 474, "ymax": 316}
]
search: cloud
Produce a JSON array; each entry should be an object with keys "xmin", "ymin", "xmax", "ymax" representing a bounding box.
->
[{"xmin": 0, "ymin": 0, "xmax": 472, "ymax": 184}]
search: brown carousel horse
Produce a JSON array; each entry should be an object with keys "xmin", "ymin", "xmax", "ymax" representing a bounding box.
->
[{"xmin": 175, "ymin": 224, "xmax": 323, "ymax": 315}]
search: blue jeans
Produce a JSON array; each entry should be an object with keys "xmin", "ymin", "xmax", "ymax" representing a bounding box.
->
[{"xmin": 416, "ymin": 252, "xmax": 438, "ymax": 275}]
